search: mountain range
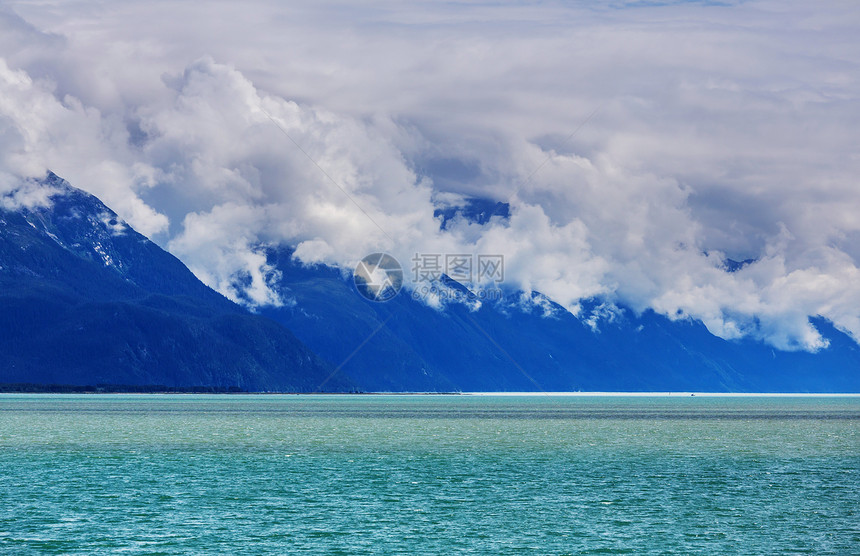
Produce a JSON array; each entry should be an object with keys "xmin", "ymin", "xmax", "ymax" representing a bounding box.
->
[
  {"xmin": 0, "ymin": 173, "xmax": 349, "ymax": 392},
  {"xmin": 1, "ymin": 173, "xmax": 857, "ymax": 392},
  {"xmin": 261, "ymin": 248, "xmax": 860, "ymax": 392}
]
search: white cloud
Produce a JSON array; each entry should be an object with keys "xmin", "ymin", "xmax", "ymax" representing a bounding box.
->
[
  {"xmin": 0, "ymin": 56, "xmax": 169, "ymax": 236},
  {"xmin": 1, "ymin": 0, "xmax": 859, "ymax": 351}
]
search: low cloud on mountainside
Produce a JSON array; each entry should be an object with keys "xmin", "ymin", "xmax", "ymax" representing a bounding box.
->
[{"xmin": 1, "ymin": 0, "xmax": 859, "ymax": 351}]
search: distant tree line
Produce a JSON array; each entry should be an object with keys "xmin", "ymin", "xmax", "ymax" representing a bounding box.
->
[{"xmin": 0, "ymin": 383, "xmax": 246, "ymax": 393}]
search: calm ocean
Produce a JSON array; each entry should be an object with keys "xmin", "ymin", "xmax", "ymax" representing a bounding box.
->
[{"xmin": 0, "ymin": 394, "xmax": 857, "ymax": 554}]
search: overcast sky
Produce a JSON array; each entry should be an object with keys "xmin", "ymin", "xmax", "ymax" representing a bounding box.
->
[{"xmin": 1, "ymin": 0, "xmax": 859, "ymax": 351}]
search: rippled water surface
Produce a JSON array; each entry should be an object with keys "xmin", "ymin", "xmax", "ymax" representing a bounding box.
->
[{"xmin": 1, "ymin": 394, "xmax": 858, "ymax": 554}]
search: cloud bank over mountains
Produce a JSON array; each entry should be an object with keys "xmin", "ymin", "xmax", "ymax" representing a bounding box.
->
[{"xmin": 1, "ymin": 0, "xmax": 859, "ymax": 351}]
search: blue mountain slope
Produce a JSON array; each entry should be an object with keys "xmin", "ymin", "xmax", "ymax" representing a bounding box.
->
[
  {"xmin": 434, "ymin": 198, "xmax": 510, "ymax": 230},
  {"xmin": 0, "ymin": 173, "xmax": 349, "ymax": 392},
  {"xmin": 2, "ymin": 174, "xmax": 856, "ymax": 392},
  {"xmin": 261, "ymin": 248, "xmax": 860, "ymax": 392}
]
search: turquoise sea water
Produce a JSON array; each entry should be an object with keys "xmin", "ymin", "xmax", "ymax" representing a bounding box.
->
[{"xmin": 0, "ymin": 394, "xmax": 858, "ymax": 554}]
